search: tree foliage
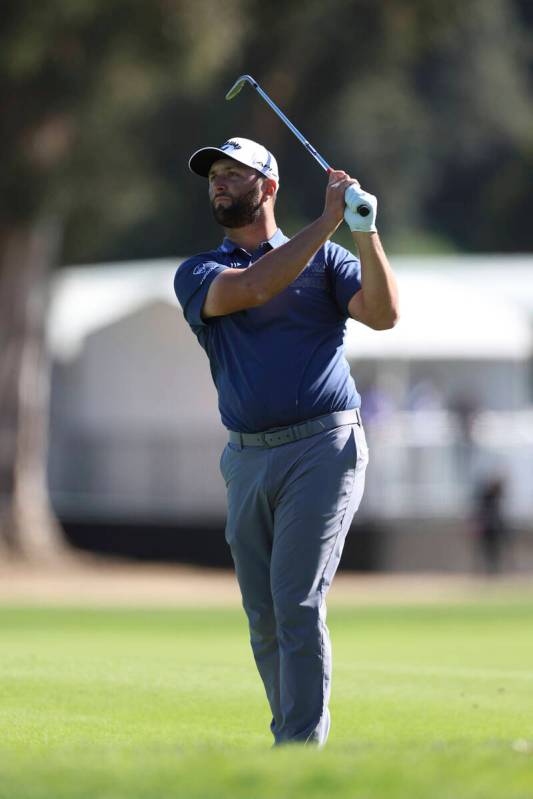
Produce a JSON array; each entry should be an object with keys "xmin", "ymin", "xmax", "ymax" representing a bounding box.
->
[
  {"xmin": 3, "ymin": 0, "xmax": 530, "ymax": 259},
  {"xmin": 0, "ymin": 0, "xmax": 248, "ymax": 557}
]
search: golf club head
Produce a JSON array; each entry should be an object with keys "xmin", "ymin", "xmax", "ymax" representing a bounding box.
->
[{"xmin": 225, "ymin": 74, "xmax": 257, "ymax": 101}]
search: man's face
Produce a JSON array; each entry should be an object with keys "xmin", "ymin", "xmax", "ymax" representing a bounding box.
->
[{"xmin": 208, "ymin": 159, "xmax": 266, "ymax": 228}]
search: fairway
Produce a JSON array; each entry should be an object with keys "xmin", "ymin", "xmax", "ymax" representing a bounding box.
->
[{"xmin": 1, "ymin": 595, "xmax": 532, "ymax": 799}]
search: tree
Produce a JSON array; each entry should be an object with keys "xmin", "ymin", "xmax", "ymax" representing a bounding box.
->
[
  {"xmin": 0, "ymin": 0, "xmax": 247, "ymax": 559},
  {"xmin": 98, "ymin": 0, "xmax": 532, "ymax": 259}
]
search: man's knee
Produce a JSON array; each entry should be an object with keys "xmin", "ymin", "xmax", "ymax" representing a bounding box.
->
[
  {"xmin": 244, "ymin": 600, "xmax": 277, "ymax": 641},
  {"xmin": 272, "ymin": 592, "xmax": 323, "ymax": 647}
]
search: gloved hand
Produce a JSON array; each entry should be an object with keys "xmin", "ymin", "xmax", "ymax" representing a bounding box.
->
[{"xmin": 344, "ymin": 184, "xmax": 378, "ymax": 233}]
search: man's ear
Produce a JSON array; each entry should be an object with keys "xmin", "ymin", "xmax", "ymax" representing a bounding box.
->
[{"xmin": 263, "ymin": 178, "xmax": 277, "ymax": 200}]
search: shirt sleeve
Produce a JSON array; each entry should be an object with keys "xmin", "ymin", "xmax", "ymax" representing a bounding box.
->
[
  {"xmin": 326, "ymin": 241, "xmax": 362, "ymax": 318},
  {"xmin": 174, "ymin": 257, "xmax": 228, "ymax": 327}
]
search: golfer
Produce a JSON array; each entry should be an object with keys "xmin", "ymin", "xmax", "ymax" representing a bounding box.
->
[{"xmin": 174, "ymin": 137, "xmax": 399, "ymax": 746}]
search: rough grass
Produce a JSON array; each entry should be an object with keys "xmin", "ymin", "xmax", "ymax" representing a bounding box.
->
[{"xmin": 0, "ymin": 600, "xmax": 532, "ymax": 799}]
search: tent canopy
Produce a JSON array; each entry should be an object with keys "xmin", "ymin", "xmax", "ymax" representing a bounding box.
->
[
  {"xmin": 48, "ymin": 258, "xmax": 533, "ymax": 362},
  {"xmin": 345, "ymin": 271, "xmax": 532, "ymax": 360}
]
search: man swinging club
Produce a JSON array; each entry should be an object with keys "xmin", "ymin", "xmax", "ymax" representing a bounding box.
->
[{"xmin": 174, "ymin": 136, "xmax": 399, "ymax": 747}]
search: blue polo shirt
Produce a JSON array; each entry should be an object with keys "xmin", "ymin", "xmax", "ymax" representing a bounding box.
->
[{"xmin": 174, "ymin": 229, "xmax": 362, "ymax": 433}]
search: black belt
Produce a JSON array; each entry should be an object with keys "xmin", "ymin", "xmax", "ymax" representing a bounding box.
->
[{"xmin": 228, "ymin": 408, "xmax": 362, "ymax": 449}]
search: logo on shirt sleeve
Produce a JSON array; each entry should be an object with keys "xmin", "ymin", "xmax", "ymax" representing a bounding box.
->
[{"xmin": 193, "ymin": 262, "xmax": 217, "ymax": 278}]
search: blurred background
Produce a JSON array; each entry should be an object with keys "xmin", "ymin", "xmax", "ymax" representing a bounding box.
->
[{"xmin": 1, "ymin": 0, "xmax": 532, "ymax": 574}]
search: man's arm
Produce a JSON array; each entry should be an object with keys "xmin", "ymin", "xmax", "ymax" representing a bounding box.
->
[
  {"xmin": 202, "ymin": 170, "xmax": 351, "ymax": 319},
  {"xmin": 347, "ymin": 232, "xmax": 399, "ymax": 330},
  {"xmin": 342, "ymin": 182, "xmax": 399, "ymax": 330}
]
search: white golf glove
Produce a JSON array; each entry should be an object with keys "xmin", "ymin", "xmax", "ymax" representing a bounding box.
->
[{"xmin": 344, "ymin": 184, "xmax": 378, "ymax": 233}]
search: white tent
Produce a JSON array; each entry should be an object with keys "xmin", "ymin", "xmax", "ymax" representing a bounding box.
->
[
  {"xmin": 48, "ymin": 260, "xmax": 177, "ymax": 360},
  {"xmin": 345, "ymin": 270, "xmax": 532, "ymax": 360},
  {"xmin": 49, "ymin": 256, "xmax": 533, "ymax": 363}
]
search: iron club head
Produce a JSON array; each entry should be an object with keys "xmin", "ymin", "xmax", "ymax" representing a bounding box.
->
[
  {"xmin": 225, "ymin": 74, "xmax": 257, "ymax": 101},
  {"xmin": 224, "ymin": 73, "xmax": 331, "ymax": 173}
]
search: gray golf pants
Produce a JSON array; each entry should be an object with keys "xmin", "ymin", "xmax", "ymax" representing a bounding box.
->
[{"xmin": 219, "ymin": 418, "xmax": 369, "ymax": 746}]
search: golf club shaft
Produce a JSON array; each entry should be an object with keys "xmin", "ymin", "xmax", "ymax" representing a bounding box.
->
[
  {"xmin": 251, "ymin": 82, "xmax": 331, "ymax": 172},
  {"xmin": 226, "ymin": 75, "xmax": 370, "ymax": 216}
]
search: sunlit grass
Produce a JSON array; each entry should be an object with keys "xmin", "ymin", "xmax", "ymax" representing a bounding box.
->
[{"xmin": 0, "ymin": 601, "xmax": 532, "ymax": 798}]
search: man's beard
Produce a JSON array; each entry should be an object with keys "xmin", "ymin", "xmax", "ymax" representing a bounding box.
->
[{"xmin": 211, "ymin": 185, "xmax": 263, "ymax": 228}]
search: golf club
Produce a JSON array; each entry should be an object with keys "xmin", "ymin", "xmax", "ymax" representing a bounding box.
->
[{"xmin": 225, "ymin": 74, "xmax": 370, "ymax": 217}]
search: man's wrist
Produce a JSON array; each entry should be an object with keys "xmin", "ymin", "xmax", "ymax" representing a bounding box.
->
[
  {"xmin": 318, "ymin": 211, "xmax": 342, "ymax": 237},
  {"xmin": 351, "ymin": 230, "xmax": 381, "ymax": 256},
  {"xmin": 352, "ymin": 229, "xmax": 377, "ymax": 239}
]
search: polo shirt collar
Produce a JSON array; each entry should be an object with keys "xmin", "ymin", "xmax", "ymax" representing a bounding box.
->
[{"xmin": 219, "ymin": 228, "xmax": 289, "ymax": 255}]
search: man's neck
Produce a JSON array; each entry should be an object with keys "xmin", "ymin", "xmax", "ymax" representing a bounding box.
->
[{"xmin": 223, "ymin": 218, "xmax": 278, "ymax": 252}]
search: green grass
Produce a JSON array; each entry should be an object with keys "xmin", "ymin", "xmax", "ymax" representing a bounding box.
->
[{"xmin": 1, "ymin": 600, "xmax": 532, "ymax": 798}]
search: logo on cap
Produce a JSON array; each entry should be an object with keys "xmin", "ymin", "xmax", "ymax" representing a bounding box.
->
[{"xmin": 221, "ymin": 140, "xmax": 242, "ymax": 150}]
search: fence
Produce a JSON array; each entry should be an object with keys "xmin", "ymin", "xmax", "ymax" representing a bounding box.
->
[{"xmin": 48, "ymin": 409, "xmax": 533, "ymax": 525}]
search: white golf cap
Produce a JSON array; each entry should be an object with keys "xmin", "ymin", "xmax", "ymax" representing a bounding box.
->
[{"xmin": 189, "ymin": 137, "xmax": 279, "ymax": 183}]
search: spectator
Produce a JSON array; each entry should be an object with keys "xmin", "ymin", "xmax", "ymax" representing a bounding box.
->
[{"xmin": 472, "ymin": 475, "xmax": 510, "ymax": 574}]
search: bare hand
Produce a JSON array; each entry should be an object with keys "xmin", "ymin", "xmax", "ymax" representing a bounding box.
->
[{"xmin": 322, "ymin": 169, "xmax": 359, "ymax": 229}]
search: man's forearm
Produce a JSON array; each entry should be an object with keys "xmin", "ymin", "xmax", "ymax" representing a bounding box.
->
[
  {"xmin": 351, "ymin": 232, "xmax": 399, "ymax": 329},
  {"xmin": 243, "ymin": 214, "xmax": 338, "ymax": 305}
]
